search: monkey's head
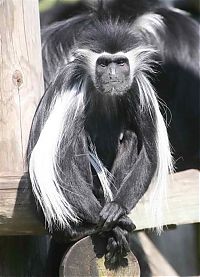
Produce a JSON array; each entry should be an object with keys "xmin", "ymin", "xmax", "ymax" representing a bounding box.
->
[{"xmin": 70, "ymin": 20, "xmax": 158, "ymax": 97}]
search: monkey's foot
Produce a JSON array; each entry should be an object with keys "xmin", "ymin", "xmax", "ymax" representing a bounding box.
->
[{"xmin": 105, "ymin": 226, "xmax": 130, "ymax": 269}]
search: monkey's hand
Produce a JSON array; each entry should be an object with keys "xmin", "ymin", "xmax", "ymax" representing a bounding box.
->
[
  {"xmin": 118, "ymin": 215, "xmax": 136, "ymax": 232},
  {"xmin": 105, "ymin": 226, "xmax": 130, "ymax": 269},
  {"xmin": 98, "ymin": 201, "xmax": 126, "ymax": 231}
]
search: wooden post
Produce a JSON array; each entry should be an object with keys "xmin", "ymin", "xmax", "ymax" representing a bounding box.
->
[
  {"xmin": 60, "ymin": 236, "xmax": 140, "ymax": 277},
  {"xmin": 0, "ymin": 1, "xmax": 45, "ymax": 276},
  {"xmin": 0, "ymin": 0, "xmax": 43, "ymax": 178}
]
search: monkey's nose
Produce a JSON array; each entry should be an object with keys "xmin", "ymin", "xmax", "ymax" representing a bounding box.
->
[{"xmin": 108, "ymin": 63, "xmax": 116, "ymax": 76}]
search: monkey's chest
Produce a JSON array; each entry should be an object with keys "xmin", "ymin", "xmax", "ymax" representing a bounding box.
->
[
  {"xmin": 89, "ymin": 132, "xmax": 122, "ymax": 204},
  {"xmin": 89, "ymin": 128, "xmax": 123, "ymax": 170}
]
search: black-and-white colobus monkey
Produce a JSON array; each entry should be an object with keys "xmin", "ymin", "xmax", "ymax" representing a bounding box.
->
[{"xmin": 28, "ymin": 0, "xmax": 199, "ymax": 267}]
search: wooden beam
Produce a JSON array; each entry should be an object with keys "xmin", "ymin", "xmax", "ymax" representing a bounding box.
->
[
  {"xmin": 0, "ymin": 0, "xmax": 44, "ymax": 235},
  {"xmin": 130, "ymin": 169, "xmax": 199, "ymax": 230},
  {"xmin": 0, "ymin": 170, "xmax": 199, "ymax": 235},
  {"xmin": 0, "ymin": 0, "xmax": 43, "ymax": 177}
]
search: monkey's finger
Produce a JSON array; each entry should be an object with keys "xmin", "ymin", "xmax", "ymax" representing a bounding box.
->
[
  {"xmin": 118, "ymin": 216, "xmax": 136, "ymax": 232},
  {"xmin": 118, "ymin": 228, "xmax": 129, "ymax": 244},
  {"xmin": 99, "ymin": 203, "xmax": 119, "ymax": 227},
  {"xmin": 99, "ymin": 202, "xmax": 123, "ymax": 219},
  {"xmin": 106, "ymin": 237, "xmax": 114, "ymax": 251},
  {"xmin": 105, "ymin": 245, "xmax": 113, "ymax": 259},
  {"xmin": 105, "ymin": 250, "xmax": 116, "ymax": 261},
  {"xmin": 103, "ymin": 207, "xmax": 124, "ymax": 230},
  {"xmin": 99, "ymin": 203, "xmax": 112, "ymax": 217},
  {"xmin": 113, "ymin": 227, "xmax": 130, "ymax": 254},
  {"xmin": 110, "ymin": 253, "xmax": 118, "ymax": 264},
  {"xmin": 105, "ymin": 238, "xmax": 118, "ymax": 261},
  {"xmin": 99, "ymin": 202, "xmax": 118, "ymax": 218},
  {"xmin": 120, "ymin": 257, "xmax": 128, "ymax": 267},
  {"xmin": 120, "ymin": 235, "xmax": 130, "ymax": 254},
  {"xmin": 106, "ymin": 237, "xmax": 118, "ymax": 253}
]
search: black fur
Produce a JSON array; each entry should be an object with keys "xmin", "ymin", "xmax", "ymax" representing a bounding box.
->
[{"xmin": 153, "ymin": 8, "xmax": 200, "ymax": 170}]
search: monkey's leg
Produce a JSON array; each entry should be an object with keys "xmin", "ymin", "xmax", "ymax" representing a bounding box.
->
[
  {"xmin": 98, "ymin": 131, "xmax": 139, "ymax": 231},
  {"xmin": 99, "ymin": 125, "xmax": 156, "ymax": 231}
]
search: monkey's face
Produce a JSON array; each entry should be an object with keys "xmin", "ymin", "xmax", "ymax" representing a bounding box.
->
[
  {"xmin": 95, "ymin": 54, "xmax": 131, "ymax": 95},
  {"xmin": 74, "ymin": 46, "xmax": 155, "ymax": 96}
]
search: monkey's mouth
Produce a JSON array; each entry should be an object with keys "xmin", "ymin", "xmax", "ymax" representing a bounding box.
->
[
  {"xmin": 104, "ymin": 80, "xmax": 119, "ymax": 84},
  {"xmin": 101, "ymin": 81, "xmax": 130, "ymax": 95}
]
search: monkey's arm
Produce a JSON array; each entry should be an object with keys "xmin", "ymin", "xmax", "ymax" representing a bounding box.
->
[
  {"xmin": 114, "ymin": 145, "xmax": 156, "ymax": 211},
  {"xmin": 27, "ymin": 92, "xmax": 103, "ymax": 236},
  {"xmin": 99, "ymin": 123, "xmax": 157, "ymax": 230}
]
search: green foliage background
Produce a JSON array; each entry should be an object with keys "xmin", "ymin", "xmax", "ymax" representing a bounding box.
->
[{"xmin": 40, "ymin": 0, "xmax": 78, "ymax": 12}]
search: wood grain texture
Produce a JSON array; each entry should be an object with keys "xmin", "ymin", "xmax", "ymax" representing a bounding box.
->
[
  {"xmin": 0, "ymin": 175, "xmax": 45, "ymax": 235},
  {"xmin": 130, "ymin": 169, "xmax": 199, "ymax": 230},
  {"xmin": 0, "ymin": 170, "xmax": 199, "ymax": 235},
  {"xmin": 59, "ymin": 236, "xmax": 140, "ymax": 277},
  {"xmin": 0, "ymin": 0, "xmax": 43, "ymax": 176}
]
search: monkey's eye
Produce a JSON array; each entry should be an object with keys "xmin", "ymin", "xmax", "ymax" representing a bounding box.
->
[
  {"xmin": 117, "ymin": 59, "xmax": 127, "ymax": 66},
  {"xmin": 97, "ymin": 57, "xmax": 110, "ymax": 67}
]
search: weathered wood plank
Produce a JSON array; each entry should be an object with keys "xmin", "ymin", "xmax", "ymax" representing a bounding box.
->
[
  {"xmin": 0, "ymin": 0, "xmax": 43, "ymax": 176},
  {"xmin": 0, "ymin": 175, "xmax": 45, "ymax": 235},
  {"xmin": 0, "ymin": 170, "xmax": 199, "ymax": 235},
  {"xmin": 130, "ymin": 169, "xmax": 199, "ymax": 230}
]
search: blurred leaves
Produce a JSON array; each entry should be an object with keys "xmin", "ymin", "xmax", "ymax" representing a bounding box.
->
[{"xmin": 39, "ymin": 0, "xmax": 78, "ymax": 12}]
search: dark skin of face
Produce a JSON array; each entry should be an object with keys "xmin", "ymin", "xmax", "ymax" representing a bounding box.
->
[{"xmin": 95, "ymin": 55, "xmax": 131, "ymax": 95}]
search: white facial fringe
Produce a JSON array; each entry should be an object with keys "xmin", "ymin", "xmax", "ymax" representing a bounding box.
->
[
  {"xmin": 73, "ymin": 49, "xmax": 101, "ymax": 83},
  {"xmin": 126, "ymin": 47, "xmax": 158, "ymax": 91},
  {"xmin": 136, "ymin": 73, "xmax": 174, "ymax": 233},
  {"xmin": 88, "ymin": 142, "xmax": 113, "ymax": 202},
  {"xmin": 29, "ymin": 87, "xmax": 84, "ymax": 230}
]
